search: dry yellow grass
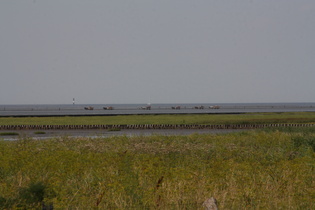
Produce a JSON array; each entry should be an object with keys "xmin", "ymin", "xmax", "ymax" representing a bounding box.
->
[{"xmin": 0, "ymin": 129, "xmax": 314, "ymax": 209}]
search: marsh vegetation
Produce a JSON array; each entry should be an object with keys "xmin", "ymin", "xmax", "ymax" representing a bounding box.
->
[
  {"xmin": 0, "ymin": 127, "xmax": 314, "ymax": 209},
  {"xmin": 0, "ymin": 132, "xmax": 19, "ymax": 136}
]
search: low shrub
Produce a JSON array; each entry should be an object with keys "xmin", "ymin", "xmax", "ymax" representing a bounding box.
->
[
  {"xmin": 108, "ymin": 128, "xmax": 121, "ymax": 131},
  {"xmin": 34, "ymin": 131, "xmax": 46, "ymax": 134},
  {"xmin": 0, "ymin": 132, "xmax": 19, "ymax": 136},
  {"xmin": 292, "ymin": 135, "xmax": 315, "ymax": 152}
]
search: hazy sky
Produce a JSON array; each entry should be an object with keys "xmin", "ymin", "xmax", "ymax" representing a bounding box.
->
[{"xmin": 1, "ymin": 0, "xmax": 314, "ymax": 104}]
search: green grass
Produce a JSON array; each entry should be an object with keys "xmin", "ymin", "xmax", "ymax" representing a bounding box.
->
[
  {"xmin": 1, "ymin": 112, "xmax": 315, "ymax": 125},
  {"xmin": 0, "ymin": 130, "xmax": 314, "ymax": 209}
]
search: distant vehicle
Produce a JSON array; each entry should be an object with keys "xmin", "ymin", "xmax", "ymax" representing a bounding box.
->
[
  {"xmin": 84, "ymin": 106, "xmax": 94, "ymax": 110},
  {"xmin": 103, "ymin": 106, "xmax": 114, "ymax": 110},
  {"xmin": 209, "ymin": 105, "xmax": 220, "ymax": 109},
  {"xmin": 194, "ymin": 106, "xmax": 204, "ymax": 109},
  {"xmin": 140, "ymin": 105, "xmax": 151, "ymax": 110},
  {"xmin": 172, "ymin": 106, "xmax": 181, "ymax": 110}
]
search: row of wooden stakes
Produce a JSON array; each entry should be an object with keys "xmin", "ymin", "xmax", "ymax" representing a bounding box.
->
[{"xmin": 0, "ymin": 123, "xmax": 314, "ymax": 130}]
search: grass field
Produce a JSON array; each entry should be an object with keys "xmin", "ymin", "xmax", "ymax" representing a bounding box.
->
[
  {"xmin": 1, "ymin": 112, "xmax": 315, "ymax": 125},
  {"xmin": 0, "ymin": 127, "xmax": 314, "ymax": 209}
]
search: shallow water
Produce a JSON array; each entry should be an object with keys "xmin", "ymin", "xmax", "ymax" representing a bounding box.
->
[{"xmin": 0, "ymin": 129, "xmax": 246, "ymax": 141}]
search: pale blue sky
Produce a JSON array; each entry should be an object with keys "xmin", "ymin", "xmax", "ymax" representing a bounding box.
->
[{"xmin": 1, "ymin": 0, "xmax": 314, "ymax": 104}]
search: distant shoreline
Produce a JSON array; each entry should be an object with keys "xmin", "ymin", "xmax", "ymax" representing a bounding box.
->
[{"xmin": 0, "ymin": 102, "xmax": 314, "ymax": 117}]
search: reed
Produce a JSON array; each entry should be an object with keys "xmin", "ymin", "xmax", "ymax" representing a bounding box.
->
[{"xmin": 0, "ymin": 129, "xmax": 314, "ymax": 209}]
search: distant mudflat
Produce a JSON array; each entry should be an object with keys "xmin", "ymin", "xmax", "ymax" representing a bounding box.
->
[{"xmin": 0, "ymin": 103, "xmax": 315, "ymax": 117}]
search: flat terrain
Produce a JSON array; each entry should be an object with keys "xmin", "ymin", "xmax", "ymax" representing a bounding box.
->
[
  {"xmin": 1, "ymin": 129, "xmax": 245, "ymax": 140},
  {"xmin": 0, "ymin": 128, "xmax": 314, "ymax": 209},
  {"xmin": 1, "ymin": 103, "xmax": 315, "ymax": 117},
  {"xmin": 1, "ymin": 112, "xmax": 315, "ymax": 125}
]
